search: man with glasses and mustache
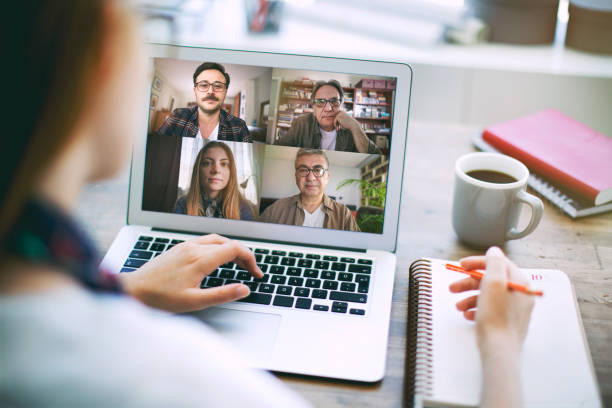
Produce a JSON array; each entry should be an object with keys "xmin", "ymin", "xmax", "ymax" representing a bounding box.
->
[
  {"xmin": 276, "ymin": 80, "xmax": 379, "ymax": 154},
  {"xmin": 261, "ymin": 148, "xmax": 360, "ymax": 231},
  {"xmin": 144, "ymin": 62, "xmax": 250, "ymax": 213},
  {"xmin": 156, "ymin": 62, "xmax": 250, "ymax": 142}
]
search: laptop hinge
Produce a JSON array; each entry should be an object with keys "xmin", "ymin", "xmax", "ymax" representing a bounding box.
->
[{"xmin": 151, "ymin": 227, "xmax": 367, "ymax": 253}]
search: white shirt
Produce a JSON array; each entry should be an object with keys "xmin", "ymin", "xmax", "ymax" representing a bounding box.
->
[
  {"xmin": 302, "ymin": 204, "xmax": 325, "ymax": 228},
  {"xmin": 319, "ymin": 128, "xmax": 337, "ymax": 151},
  {"xmin": 196, "ymin": 122, "xmax": 219, "ymax": 140},
  {"xmin": 0, "ymin": 286, "xmax": 311, "ymax": 408}
]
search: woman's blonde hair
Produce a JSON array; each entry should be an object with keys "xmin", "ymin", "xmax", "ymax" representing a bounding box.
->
[{"xmin": 185, "ymin": 141, "xmax": 251, "ymax": 220}]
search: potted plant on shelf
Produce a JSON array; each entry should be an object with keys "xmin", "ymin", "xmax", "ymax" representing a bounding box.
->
[{"xmin": 337, "ymin": 179, "xmax": 386, "ymax": 234}]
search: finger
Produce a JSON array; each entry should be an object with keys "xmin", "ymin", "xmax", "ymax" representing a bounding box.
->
[
  {"xmin": 221, "ymin": 241, "xmax": 262, "ymax": 278},
  {"xmin": 463, "ymin": 309, "xmax": 476, "ymax": 321},
  {"xmin": 185, "ymin": 283, "xmax": 250, "ymax": 311},
  {"xmin": 449, "ymin": 277, "xmax": 480, "ymax": 293},
  {"xmin": 484, "ymin": 246, "xmax": 508, "ymax": 282},
  {"xmin": 459, "ymin": 255, "xmax": 486, "ymax": 271},
  {"xmin": 507, "ymin": 259, "xmax": 530, "ymax": 285},
  {"xmin": 456, "ymin": 294, "xmax": 478, "ymax": 312},
  {"xmin": 197, "ymin": 240, "xmax": 250, "ymax": 270},
  {"xmin": 193, "ymin": 233, "xmax": 230, "ymax": 245}
]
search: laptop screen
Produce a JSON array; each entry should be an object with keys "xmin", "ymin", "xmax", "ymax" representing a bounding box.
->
[{"xmin": 142, "ymin": 57, "xmax": 396, "ymax": 235}]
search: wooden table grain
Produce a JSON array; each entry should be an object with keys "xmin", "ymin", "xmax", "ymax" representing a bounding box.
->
[{"xmin": 76, "ymin": 121, "xmax": 612, "ymax": 407}]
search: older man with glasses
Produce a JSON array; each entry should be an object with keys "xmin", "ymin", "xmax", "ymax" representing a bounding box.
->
[
  {"xmin": 261, "ymin": 148, "xmax": 360, "ymax": 231},
  {"xmin": 276, "ymin": 80, "xmax": 379, "ymax": 154},
  {"xmin": 156, "ymin": 62, "xmax": 251, "ymax": 142}
]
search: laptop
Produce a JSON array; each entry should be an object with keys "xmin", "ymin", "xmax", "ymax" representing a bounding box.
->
[{"xmin": 101, "ymin": 43, "xmax": 412, "ymax": 382}]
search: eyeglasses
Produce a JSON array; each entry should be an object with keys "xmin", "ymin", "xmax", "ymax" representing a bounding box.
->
[
  {"xmin": 296, "ymin": 166, "xmax": 328, "ymax": 178},
  {"xmin": 195, "ymin": 81, "xmax": 227, "ymax": 93},
  {"xmin": 312, "ymin": 98, "xmax": 341, "ymax": 108}
]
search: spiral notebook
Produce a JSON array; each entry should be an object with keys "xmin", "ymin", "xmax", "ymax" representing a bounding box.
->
[{"xmin": 405, "ymin": 258, "xmax": 602, "ymax": 408}]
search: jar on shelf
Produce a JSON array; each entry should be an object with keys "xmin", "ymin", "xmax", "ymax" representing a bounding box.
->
[
  {"xmin": 566, "ymin": 0, "xmax": 612, "ymax": 54},
  {"xmin": 466, "ymin": 0, "xmax": 559, "ymax": 44}
]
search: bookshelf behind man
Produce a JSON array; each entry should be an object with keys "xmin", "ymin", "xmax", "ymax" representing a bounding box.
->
[{"xmin": 274, "ymin": 79, "xmax": 395, "ymax": 152}]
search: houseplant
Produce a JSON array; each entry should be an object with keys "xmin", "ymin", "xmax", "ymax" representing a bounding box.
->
[{"xmin": 337, "ymin": 179, "xmax": 386, "ymax": 234}]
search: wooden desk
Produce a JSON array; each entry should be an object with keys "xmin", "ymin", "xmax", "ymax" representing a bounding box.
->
[{"xmin": 76, "ymin": 121, "xmax": 612, "ymax": 407}]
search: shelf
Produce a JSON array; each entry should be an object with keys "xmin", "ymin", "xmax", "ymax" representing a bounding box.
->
[
  {"xmin": 284, "ymin": 81, "xmax": 315, "ymax": 87},
  {"xmin": 361, "ymin": 156, "xmax": 389, "ymax": 177},
  {"xmin": 354, "ymin": 117, "xmax": 390, "ymax": 121},
  {"xmin": 280, "ymin": 96, "xmax": 311, "ymax": 102},
  {"xmin": 360, "ymin": 155, "xmax": 388, "ymax": 209},
  {"xmin": 353, "ymin": 103, "xmax": 390, "ymax": 106},
  {"xmin": 144, "ymin": 0, "xmax": 612, "ymax": 79},
  {"xmin": 355, "ymin": 88, "xmax": 395, "ymax": 92}
]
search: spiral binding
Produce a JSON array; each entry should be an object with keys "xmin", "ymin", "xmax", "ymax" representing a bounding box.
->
[
  {"xmin": 528, "ymin": 174, "xmax": 579, "ymax": 216},
  {"xmin": 405, "ymin": 259, "xmax": 434, "ymax": 407}
]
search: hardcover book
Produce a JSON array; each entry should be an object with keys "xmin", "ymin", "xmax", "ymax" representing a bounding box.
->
[{"xmin": 482, "ymin": 109, "xmax": 612, "ymax": 206}]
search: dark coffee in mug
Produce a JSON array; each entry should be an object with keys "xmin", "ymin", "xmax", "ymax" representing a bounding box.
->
[
  {"xmin": 466, "ymin": 169, "xmax": 518, "ymax": 184},
  {"xmin": 454, "ymin": 152, "xmax": 543, "ymax": 247}
]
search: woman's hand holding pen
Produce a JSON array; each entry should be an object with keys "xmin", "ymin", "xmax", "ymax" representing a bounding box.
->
[
  {"xmin": 449, "ymin": 246, "xmax": 535, "ymax": 408},
  {"xmin": 449, "ymin": 246, "xmax": 534, "ymax": 350},
  {"xmin": 119, "ymin": 234, "xmax": 262, "ymax": 313}
]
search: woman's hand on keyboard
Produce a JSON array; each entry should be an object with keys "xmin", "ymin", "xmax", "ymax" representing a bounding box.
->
[{"xmin": 119, "ymin": 234, "xmax": 263, "ymax": 313}]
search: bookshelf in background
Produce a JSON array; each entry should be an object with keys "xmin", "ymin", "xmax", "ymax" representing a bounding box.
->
[
  {"xmin": 351, "ymin": 79, "xmax": 394, "ymax": 151},
  {"xmin": 360, "ymin": 155, "xmax": 389, "ymax": 208},
  {"xmin": 275, "ymin": 80, "xmax": 314, "ymax": 142},
  {"xmin": 275, "ymin": 79, "xmax": 395, "ymax": 150}
]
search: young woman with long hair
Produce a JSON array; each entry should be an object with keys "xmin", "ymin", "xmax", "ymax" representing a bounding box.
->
[
  {"xmin": 0, "ymin": 1, "xmax": 307, "ymax": 406},
  {"xmin": 175, "ymin": 141, "xmax": 254, "ymax": 220}
]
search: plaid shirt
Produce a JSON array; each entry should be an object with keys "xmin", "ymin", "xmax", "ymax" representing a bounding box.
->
[{"xmin": 156, "ymin": 106, "xmax": 251, "ymax": 142}]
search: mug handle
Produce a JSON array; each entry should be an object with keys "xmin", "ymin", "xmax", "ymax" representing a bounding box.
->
[{"xmin": 506, "ymin": 190, "xmax": 544, "ymax": 240}]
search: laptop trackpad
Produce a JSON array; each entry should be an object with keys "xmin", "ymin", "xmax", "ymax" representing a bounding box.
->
[{"xmin": 191, "ymin": 307, "xmax": 281, "ymax": 363}]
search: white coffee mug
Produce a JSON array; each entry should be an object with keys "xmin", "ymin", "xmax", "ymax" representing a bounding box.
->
[{"xmin": 452, "ymin": 152, "xmax": 543, "ymax": 248}]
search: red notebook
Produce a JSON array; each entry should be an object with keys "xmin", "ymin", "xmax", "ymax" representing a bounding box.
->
[{"xmin": 483, "ymin": 109, "xmax": 612, "ymax": 206}]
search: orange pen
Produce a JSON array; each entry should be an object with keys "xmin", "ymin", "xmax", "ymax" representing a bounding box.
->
[{"xmin": 446, "ymin": 263, "xmax": 543, "ymax": 297}]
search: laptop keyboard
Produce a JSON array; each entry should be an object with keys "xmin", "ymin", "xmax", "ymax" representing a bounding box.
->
[{"xmin": 121, "ymin": 235, "xmax": 372, "ymax": 316}]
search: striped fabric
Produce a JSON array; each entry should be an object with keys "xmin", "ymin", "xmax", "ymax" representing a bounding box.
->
[{"xmin": 2, "ymin": 199, "xmax": 122, "ymax": 293}]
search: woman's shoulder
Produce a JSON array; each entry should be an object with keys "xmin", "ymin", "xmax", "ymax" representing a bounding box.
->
[
  {"xmin": 174, "ymin": 195, "xmax": 187, "ymax": 214},
  {"xmin": 239, "ymin": 199, "xmax": 255, "ymax": 221}
]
